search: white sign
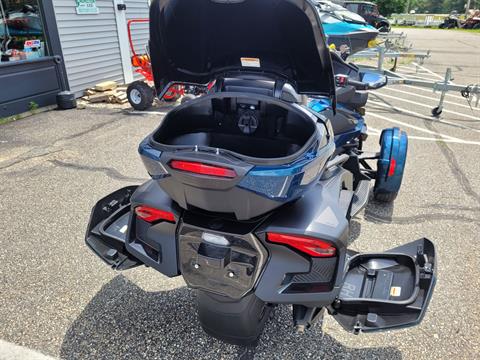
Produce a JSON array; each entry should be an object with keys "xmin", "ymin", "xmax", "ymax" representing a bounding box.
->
[{"xmin": 76, "ymin": 0, "xmax": 99, "ymax": 15}]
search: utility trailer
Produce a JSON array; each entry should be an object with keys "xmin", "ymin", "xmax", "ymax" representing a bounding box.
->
[{"xmin": 349, "ymin": 33, "xmax": 479, "ymax": 117}]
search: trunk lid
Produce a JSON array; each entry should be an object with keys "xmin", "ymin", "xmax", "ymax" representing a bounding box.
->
[{"xmin": 149, "ymin": 0, "xmax": 336, "ymax": 99}]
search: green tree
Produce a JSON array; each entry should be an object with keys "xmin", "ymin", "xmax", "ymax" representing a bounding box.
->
[
  {"xmin": 415, "ymin": 0, "xmax": 474, "ymax": 13},
  {"xmin": 373, "ymin": 0, "xmax": 409, "ymax": 16}
]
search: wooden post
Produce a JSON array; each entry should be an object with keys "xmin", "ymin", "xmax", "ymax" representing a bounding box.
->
[{"xmin": 465, "ymin": 0, "xmax": 471, "ymax": 16}]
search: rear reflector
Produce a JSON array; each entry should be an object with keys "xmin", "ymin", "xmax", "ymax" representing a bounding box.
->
[
  {"xmin": 169, "ymin": 160, "xmax": 236, "ymax": 178},
  {"xmin": 388, "ymin": 158, "xmax": 396, "ymax": 177},
  {"xmin": 135, "ymin": 206, "xmax": 175, "ymax": 223},
  {"xmin": 267, "ymin": 233, "xmax": 336, "ymax": 257}
]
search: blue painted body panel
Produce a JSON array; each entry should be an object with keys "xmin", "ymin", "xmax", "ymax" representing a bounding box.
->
[
  {"xmin": 323, "ymin": 22, "xmax": 376, "ymax": 35},
  {"xmin": 374, "ymin": 128, "xmax": 408, "ymax": 194},
  {"xmin": 307, "ymin": 98, "xmax": 364, "ymax": 148},
  {"xmin": 139, "ymin": 136, "xmax": 335, "ymax": 202}
]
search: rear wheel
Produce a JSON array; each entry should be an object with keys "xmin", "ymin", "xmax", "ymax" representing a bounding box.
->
[
  {"xmin": 197, "ymin": 290, "xmax": 271, "ymax": 346},
  {"xmin": 127, "ymin": 81, "xmax": 154, "ymax": 111},
  {"xmin": 473, "ymin": 23, "xmax": 480, "ymax": 29},
  {"xmin": 378, "ymin": 23, "xmax": 390, "ymax": 32},
  {"xmin": 374, "ymin": 191, "xmax": 398, "ymax": 202}
]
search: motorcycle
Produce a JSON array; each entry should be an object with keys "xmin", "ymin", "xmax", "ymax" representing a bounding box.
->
[{"xmin": 85, "ymin": 0, "xmax": 436, "ymax": 346}]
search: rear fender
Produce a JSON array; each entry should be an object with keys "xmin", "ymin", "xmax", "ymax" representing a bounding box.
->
[
  {"xmin": 128, "ymin": 180, "xmax": 183, "ymax": 277},
  {"xmin": 375, "ymin": 127, "xmax": 408, "ymax": 195},
  {"xmin": 254, "ymin": 167, "xmax": 353, "ymax": 307}
]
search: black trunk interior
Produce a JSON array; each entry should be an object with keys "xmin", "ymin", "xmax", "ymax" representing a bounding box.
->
[{"xmin": 153, "ymin": 96, "xmax": 316, "ymax": 158}]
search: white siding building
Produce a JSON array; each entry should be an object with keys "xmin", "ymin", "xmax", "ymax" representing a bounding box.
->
[{"xmin": 53, "ymin": 0, "xmax": 150, "ymax": 95}]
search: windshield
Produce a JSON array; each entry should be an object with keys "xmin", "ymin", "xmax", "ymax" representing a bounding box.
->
[
  {"xmin": 334, "ymin": 10, "xmax": 366, "ymax": 23},
  {"xmin": 318, "ymin": 11, "xmax": 341, "ymax": 24},
  {"xmin": 316, "ymin": 2, "xmax": 366, "ymax": 24},
  {"xmin": 317, "ymin": 1, "xmax": 344, "ymax": 11}
]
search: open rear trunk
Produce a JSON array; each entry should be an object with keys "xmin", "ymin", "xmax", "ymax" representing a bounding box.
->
[
  {"xmin": 140, "ymin": 93, "xmax": 333, "ymax": 220},
  {"xmin": 153, "ymin": 94, "xmax": 317, "ymax": 160}
]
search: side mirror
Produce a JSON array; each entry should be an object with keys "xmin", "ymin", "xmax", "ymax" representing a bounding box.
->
[{"xmin": 359, "ymin": 72, "xmax": 388, "ymax": 89}]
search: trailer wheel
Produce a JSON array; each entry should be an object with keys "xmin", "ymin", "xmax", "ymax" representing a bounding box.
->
[
  {"xmin": 127, "ymin": 81, "xmax": 154, "ymax": 111},
  {"xmin": 431, "ymin": 106, "xmax": 442, "ymax": 117}
]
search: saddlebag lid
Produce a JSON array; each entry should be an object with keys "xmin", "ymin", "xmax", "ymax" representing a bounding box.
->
[{"xmin": 149, "ymin": 0, "xmax": 336, "ymax": 99}]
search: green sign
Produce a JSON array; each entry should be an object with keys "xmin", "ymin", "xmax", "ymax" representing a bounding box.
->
[{"xmin": 76, "ymin": 0, "xmax": 99, "ymax": 15}]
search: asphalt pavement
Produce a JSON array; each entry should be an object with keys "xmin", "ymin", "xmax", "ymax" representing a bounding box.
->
[{"xmin": 0, "ymin": 28, "xmax": 479, "ymax": 359}]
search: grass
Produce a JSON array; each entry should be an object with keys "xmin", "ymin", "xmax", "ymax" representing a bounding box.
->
[
  {"xmin": 0, "ymin": 115, "xmax": 20, "ymax": 126},
  {"xmin": 391, "ymin": 25, "xmax": 480, "ymax": 33},
  {"xmin": 0, "ymin": 104, "xmax": 57, "ymax": 126}
]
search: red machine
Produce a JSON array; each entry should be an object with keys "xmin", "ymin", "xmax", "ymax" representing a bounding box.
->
[{"xmin": 126, "ymin": 19, "xmax": 185, "ymax": 110}]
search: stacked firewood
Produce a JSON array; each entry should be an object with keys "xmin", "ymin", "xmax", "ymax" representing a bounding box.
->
[{"xmin": 82, "ymin": 81, "xmax": 128, "ymax": 104}]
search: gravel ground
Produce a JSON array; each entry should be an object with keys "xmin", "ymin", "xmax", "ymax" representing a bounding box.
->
[{"xmin": 0, "ymin": 29, "xmax": 479, "ymax": 360}]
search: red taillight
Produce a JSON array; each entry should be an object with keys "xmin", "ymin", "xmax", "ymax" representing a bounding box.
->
[
  {"xmin": 388, "ymin": 158, "xmax": 396, "ymax": 177},
  {"xmin": 135, "ymin": 206, "xmax": 175, "ymax": 223},
  {"xmin": 267, "ymin": 233, "xmax": 336, "ymax": 257},
  {"xmin": 169, "ymin": 160, "xmax": 236, "ymax": 178}
]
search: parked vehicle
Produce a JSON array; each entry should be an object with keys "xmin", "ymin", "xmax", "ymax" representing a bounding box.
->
[
  {"xmin": 125, "ymin": 19, "xmax": 187, "ymax": 110},
  {"xmin": 463, "ymin": 9, "xmax": 480, "ymax": 29},
  {"xmin": 315, "ymin": 1, "xmax": 379, "ymax": 54},
  {"xmin": 85, "ymin": 0, "xmax": 436, "ymax": 346},
  {"xmin": 439, "ymin": 10, "xmax": 480, "ymax": 29},
  {"xmin": 439, "ymin": 11, "xmax": 462, "ymax": 29},
  {"xmin": 339, "ymin": 1, "xmax": 391, "ymax": 32}
]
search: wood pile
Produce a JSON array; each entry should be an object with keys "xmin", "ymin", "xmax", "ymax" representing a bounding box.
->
[{"xmin": 81, "ymin": 81, "xmax": 128, "ymax": 104}]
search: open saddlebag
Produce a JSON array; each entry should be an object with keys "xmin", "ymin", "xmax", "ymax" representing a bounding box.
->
[
  {"xmin": 85, "ymin": 186, "xmax": 142, "ymax": 270},
  {"xmin": 332, "ymin": 238, "xmax": 436, "ymax": 333}
]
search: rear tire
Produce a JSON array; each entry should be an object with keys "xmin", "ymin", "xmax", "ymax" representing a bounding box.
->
[
  {"xmin": 127, "ymin": 81, "xmax": 154, "ymax": 111},
  {"xmin": 197, "ymin": 290, "xmax": 271, "ymax": 346},
  {"xmin": 378, "ymin": 23, "xmax": 390, "ymax": 32},
  {"xmin": 374, "ymin": 191, "xmax": 398, "ymax": 202}
]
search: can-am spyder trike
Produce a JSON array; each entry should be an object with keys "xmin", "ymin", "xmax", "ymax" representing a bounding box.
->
[{"xmin": 85, "ymin": 0, "xmax": 436, "ymax": 346}]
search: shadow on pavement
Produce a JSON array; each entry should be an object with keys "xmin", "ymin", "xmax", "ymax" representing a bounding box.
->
[
  {"xmin": 61, "ymin": 276, "xmax": 402, "ymax": 360},
  {"xmin": 363, "ymin": 192, "xmax": 395, "ymax": 224}
]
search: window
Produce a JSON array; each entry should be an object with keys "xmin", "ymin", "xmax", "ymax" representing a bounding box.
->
[
  {"xmin": 0, "ymin": 0, "xmax": 48, "ymax": 63},
  {"xmin": 345, "ymin": 3, "xmax": 359, "ymax": 13},
  {"xmin": 361, "ymin": 4, "xmax": 379, "ymax": 16}
]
